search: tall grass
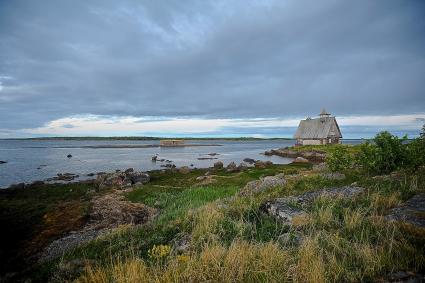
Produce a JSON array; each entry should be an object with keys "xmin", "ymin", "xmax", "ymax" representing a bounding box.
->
[{"xmin": 72, "ymin": 168, "xmax": 425, "ymax": 282}]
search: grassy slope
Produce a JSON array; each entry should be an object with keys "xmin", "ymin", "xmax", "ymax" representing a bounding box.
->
[
  {"xmin": 2, "ymin": 157, "xmax": 424, "ymax": 282},
  {"xmin": 75, "ymin": 166, "xmax": 424, "ymax": 283},
  {"xmin": 0, "ymin": 183, "xmax": 112, "ymax": 279}
]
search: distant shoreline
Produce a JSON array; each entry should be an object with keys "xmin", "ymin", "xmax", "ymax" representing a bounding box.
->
[
  {"xmin": 0, "ymin": 137, "xmax": 368, "ymax": 141},
  {"xmin": 23, "ymin": 144, "xmax": 223, "ymax": 149}
]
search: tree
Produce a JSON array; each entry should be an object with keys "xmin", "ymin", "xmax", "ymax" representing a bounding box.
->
[{"xmin": 421, "ymin": 124, "xmax": 425, "ymax": 139}]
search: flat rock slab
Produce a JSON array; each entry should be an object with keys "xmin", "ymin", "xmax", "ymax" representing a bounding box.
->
[
  {"xmin": 386, "ymin": 193, "xmax": 425, "ymax": 229},
  {"xmin": 262, "ymin": 200, "xmax": 307, "ymax": 225},
  {"xmin": 285, "ymin": 186, "xmax": 365, "ymax": 208},
  {"xmin": 39, "ymin": 229, "xmax": 107, "ymax": 262},
  {"xmin": 263, "ymin": 186, "xmax": 365, "ymax": 224},
  {"xmin": 239, "ymin": 173, "xmax": 286, "ymax": 196}
]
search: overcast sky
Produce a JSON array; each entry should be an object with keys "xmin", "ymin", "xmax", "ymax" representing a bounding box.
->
[{"xmin": 1, "ymin": 0, "xmax": 424, "ymax": 138}]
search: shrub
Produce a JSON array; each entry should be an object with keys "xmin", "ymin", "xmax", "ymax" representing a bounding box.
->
[
  {"xmin": 405, "ymin": 137, "xmax": 425, "ymax": 170},
  {"xmin": 326, "ymin": 145, "xmax": 353, "ymax": 172},
  {"xmin": 357, "ymin": 131, "xmax": 406, "ymax": 174}
]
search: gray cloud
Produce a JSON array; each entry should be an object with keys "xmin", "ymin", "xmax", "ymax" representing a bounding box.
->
[{"xmin": 1, "ymin": 0, "xmax": 425, "ymax": 133}]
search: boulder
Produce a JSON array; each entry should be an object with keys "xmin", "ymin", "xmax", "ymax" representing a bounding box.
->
[
  {"xmin": 213, "ymin": 161, "xmax": 223, "ymax": 169},
  {"xmin": 98, "ymin": 173, "xmax": 125, "ymax": 188},
  {"xmin": 254, "ymin": 160, "xmax": 266, "ymax": 169},
  {"xmin": 262, "ymin": 200, "xmax": 307, "ymax": 226},
  {"xmin": 151, "ymin": 155, "xmax": 158, "ymax": 162},
  {"xmin": 127, "ymin": 172, "xmax": 150, "ymax": 185},
  {"xmin": 293, "ymin": 157, "xmax": 309, "ymax": 163},
  {"xmin": 172, "ymin": 233, "xmax": 191, "ymax": 254},
  {"xmin": 67, "ymin": 154, "xmax": 72, "ymax": 158},
  {"xmin": 179, "ymin": 166, "xmax": 191, "ymax": 174},
  {"xmin": 243, "ymin": 158, "xmax": 256, "ymax": 164},
  {"xmin": 0, "ymin": 160, "xmax": 7, "ymax": 164},
  {"xmin": 124, "ymin": 168, "xmax": 134, "ymax": 174},
  {"xmin": 263, "ymin": 186, "xmax": 365, "ymax": 223},
  {"xmin": 237, "ymin": 162, "xmax": 248, "ymax": 171},
  {"xmin": 226, "ymin": 161, "xmax": 238, "ymax": 172},
  {"xmin": 240, "ymin": 174, "xmax": 286, "ymax": 196},
  {"xmin": 264, "ymin": 160, "xmax": 274, "ymax": 166},
  {"xmin": 386, "ymin": 193, "xmax": 425, "ymax": 229}
]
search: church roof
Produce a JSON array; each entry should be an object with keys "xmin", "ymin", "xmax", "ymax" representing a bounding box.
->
[{"xmin": 294, "ymin": 116, "xmax": 342, "ymax": 139}]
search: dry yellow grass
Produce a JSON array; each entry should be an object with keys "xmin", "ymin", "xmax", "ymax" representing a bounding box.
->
[{"xmin": 77, "ymin": 241, "xmax": 291, "ymax": 283}]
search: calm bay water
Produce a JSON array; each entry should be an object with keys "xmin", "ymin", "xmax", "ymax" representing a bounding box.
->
[{"xmin": 0, "ymin": 139, "xmax": 363, "ymax": 188}]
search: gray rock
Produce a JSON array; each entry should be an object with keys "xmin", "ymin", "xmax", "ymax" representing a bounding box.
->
[
  {"xmin": 124, "ymin": 168, "xmax": 134, "ymax": 174},
  {"xmin": 321, "ymin": 172, "xmax": 346, "ymax": 180},
  {"xmin": 39, "ymin": 229, "xmax": 105, "ymax": 262},
  {"xmin": 226, "ymin": 161, "xmax": 238, "ymax": 172},
  {"xmin": 237, "ymin": 162, "xmax": 248, "ymax": 171},
  {"xmin": 127, "ymin": 172, "xmax": 150, "ymax": 185},
  {"xmin": 386, "ymin": 193, "xmax": 425, "ymax": 229},
  {"xmin": 293, "ymin": 157, "xmax": 309, "ymax": 163},
  {"xmin": 285, "ymin": 186, "xmax": 365, "ymax": 208},
  {"xmin": 262, "ymin": 200, "xmax": 307, "ymax": 226},
  {"xmin": 172, "ymin": 233, "xmax": 191, "ymax": 254},
  {"xmin": 240, "ymin": 174, "xmax": 286, "ymax": 196},
  {"xmin": 213, "ymin": 161, "xmax": 223, "ymax": 169},
  {"xmin": 178, "ymin": 166, "xmax": 191, "ymax": 174},
  {"xmin": 278, "ymin": 232, "xmax": 304, "ymax": 246},
  {"xmin": 243, "ymin": 158, "xmax": 256, "ymax": 164},
  {"xmin": 254, "ymin": 160, "xmax": 266, "ymax": 168},
  {"xmin": 263, "ymin": 186, "xmax": 365, "ymax": 223},
  {"xmin": 0, "ymin": 160, "xmax": 7, "ymax": 164}
]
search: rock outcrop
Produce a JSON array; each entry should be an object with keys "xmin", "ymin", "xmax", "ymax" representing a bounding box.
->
[
  {"xmin": 293, "ymin": 157, "xmax": 309, "ymax": 164},
  {"xmin": 386, "ymin": 193, "xmax": 425, "ymax": 230},
  {"xmin": 265, "ymin": 148, "xmax": 326, "ymax": 162},
  {"xmin": 40, "ymin": 191, "xmax": 157, "ymax": 262},
  {"xmin": 262, "ymin": 186, "xmax": 365, "ymax": 225},
  {"xmin": 213, "ymin": 161, "xmax": 223, "ymax": 169},
  {"xmin": 226, "ymin": 162, "xmax": 238, "ymax": 172},
  {"xmin": 240, "ymin": 173, "xmax": 286, "ymax": 196},
  {"xmin": 96, "ymin": 170, "xmax": 150, "ymax": 189}
]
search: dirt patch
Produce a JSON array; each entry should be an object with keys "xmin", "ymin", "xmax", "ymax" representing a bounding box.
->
[{"xmin": 39, "ymin": 191, "xmax": 157, "ymax": 262}]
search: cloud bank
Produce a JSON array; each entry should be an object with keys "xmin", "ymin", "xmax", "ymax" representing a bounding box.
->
[{"xmin": 0, "ymin": 0, "xmax": 424, "ymax": 137}]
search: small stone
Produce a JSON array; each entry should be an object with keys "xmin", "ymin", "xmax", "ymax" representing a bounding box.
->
[
  {"xmin": 179, "ymin": 166, "xmax": 191, "ymax": 174},
  {"xmin": 293, "ymin": 157, "xmax": 309, "ymax": 163},
  {"xmin": 254, "ymin": 160, "xmax": 266, "ymax": 168},
  {"xmin": 243, "ymin": 158, "xmax": 256, "ymax": 164},
  {"xmin": 213, "ymin": 161, "xmax": 223, "ymax": 169},
  {"xmin": 67, "ymin": 154, "xmax": 72, "ymax": 158},
  {"xmin": 226, "ymin": 162, "xmax": 238, "ymax": 172}
]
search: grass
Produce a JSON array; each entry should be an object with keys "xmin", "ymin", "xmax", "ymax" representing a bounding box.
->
[
  {"xmin": 2, "ymin": 160, "xmax": 424, "ymax": 282},
  {"xmin": 75, "ymin": 167, "xmax": 424, "ymax": 283}
]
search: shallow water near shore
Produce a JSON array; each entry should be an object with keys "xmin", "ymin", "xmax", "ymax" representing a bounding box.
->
[{"xmin": 0, "ymin": 139, "xmax": 362, "ymax": 188}]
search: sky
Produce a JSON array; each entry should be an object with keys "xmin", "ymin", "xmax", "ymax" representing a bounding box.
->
[{"xmin": 0, "ymin": 0, "xmax": 424, "ymax": 138}]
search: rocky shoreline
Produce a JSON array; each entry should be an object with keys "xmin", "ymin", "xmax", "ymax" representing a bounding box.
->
[{"xmin": 265, "ymin": 147, "xmax": 326, "ymax": 162}]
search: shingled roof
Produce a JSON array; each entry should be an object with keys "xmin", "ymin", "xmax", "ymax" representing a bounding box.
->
[{"xmin": 294, "ymin": 116, "xmax": 342, "ymax": 139}]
